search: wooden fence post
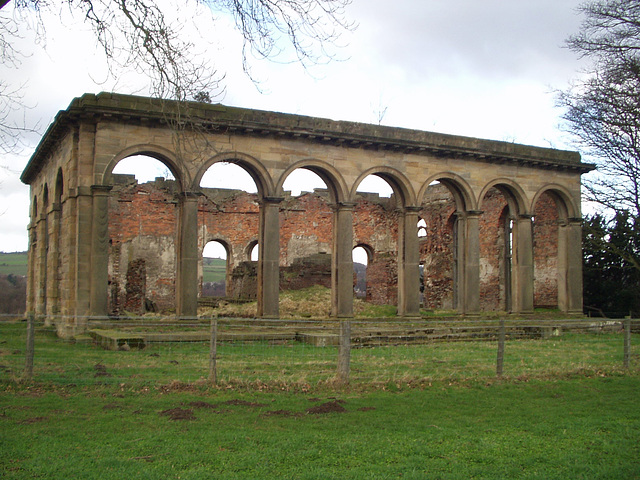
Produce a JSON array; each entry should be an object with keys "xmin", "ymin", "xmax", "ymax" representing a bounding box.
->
[
  {"xmin": 624, "ymin": 318, "xmax": 631, "ymax": 369},
  {"xmin": 208, "ymin": 318, "xmax": 218, "ymax": 384},
  {"xmin": 496, "ymin": 319, "xmax": 506, "ymax": 377},
  {"xmin": 24, "ymin": 311, "xmax": 35, "ymax": 380},
  {"xmin": 337, "ymin": 319, "xmax": 351, "ymax": 383}
]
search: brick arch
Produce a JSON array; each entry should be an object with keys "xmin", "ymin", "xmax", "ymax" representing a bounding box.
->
[
  {"xmin": 531, "ymin": 184, "xmax": 578, "ymax": 221},
  {"xmin": 418, "ymin": 173, "xmax": 476, "ymax": 211},
  {"xmin": 194, "ymin": 151, "xmax": 274, "ymax": 198},
  {"xmin": 276, "ymin": 159, "xmax": 348, "ymax": 204},
  {"xmin": 478, "ymin": 178, "xmax": 529, "ymax": 216},
  {"xmin": 350, "ymin": 167, "xmax": 417, "ymax": 207},
  {"xmin": 203, "ymin": 237, "xmax": 232, "ymax": 259},
  {"xmin": 245, "ymin": 239, "xmax": 259, "ymax": 261},
  {"xmin": 353, "ymin": 243, "xmax": 374, "ymax": 263}
]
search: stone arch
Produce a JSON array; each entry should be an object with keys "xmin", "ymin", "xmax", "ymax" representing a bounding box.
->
[
  {"xmin": 100, "ymin": 144, "xmax": 187, "ymax": 189},
  {"xmin": 54, "ymin": 169, "xmax": 64, "ymax": 203},
  {"xmin": 530, "ymin": 184, "xmax": 582, "ymax": 312},
  {"xmin": 354, "ymin": 242, "xmax": 374, "ymax": 263},
  {"xmin": 203, "ymin": 236, "xmax": 232, "ymax": 260},
  {"xmin": 276, "ymin": 159, "xmax": 348, "ymax": 204},
  {"xmin": 50, "ymin": 168, "xmax": 65, "ymax": 316},
  {"xmin": 418, "ymin": 172, "xmax": 476, "ymax": 211},
  {"xmin": 478, "ymin": 179, "xmax": 533, "ymax": 313},
  {"xmin": 418, "ymin": 173, "xmax": 476, "ymax": 313},
  {"xmin": 42, "ymin": 183, "xmax": 49, "ymax": 207},
  {"xmin": 531, "ymin": 184, "xmax": 578, "ymax": 221},
  {"xmin": 478, "ymin": 178, "xmax": 529, "ymax": 216},
  {"xmin": 195, "ymin": 152, "xmax": 274, "ymax": 198},
  {"xmin": 246, "ymin": 239, "xmax": 259, "ymax": 261},
  {"xmin": 351, "ymin": 167, "xmax": 417, "ymax": 207}
]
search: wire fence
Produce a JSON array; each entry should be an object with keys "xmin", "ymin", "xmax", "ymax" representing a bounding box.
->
[{"xmin": 1, "ymin": 313, "xmax": 637, "ymax": 389}]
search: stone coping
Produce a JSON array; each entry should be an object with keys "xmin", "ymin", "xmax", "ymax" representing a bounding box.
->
[{"xmin": 21, "ymin": 92, "xmax": 595, "ymax": 184}]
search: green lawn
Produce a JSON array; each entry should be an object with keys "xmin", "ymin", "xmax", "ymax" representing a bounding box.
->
[
  {"xmin": 1, "ymin": 321, "xmax": 639, "ymax": 478},
  {"xmin": 0, "ymin": 252, "xmax": 27, "ymax": 276},
  {"xmin": 203, "ymin": 257, "xmax": 226, "ymax": 283}
]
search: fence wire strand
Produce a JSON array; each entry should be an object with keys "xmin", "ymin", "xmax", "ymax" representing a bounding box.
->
[{"xmin": 0, "ymin": 314, "xmax": 637, "ymax": 388}]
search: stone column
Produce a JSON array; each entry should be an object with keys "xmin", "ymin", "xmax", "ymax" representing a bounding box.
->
[
  {"xmin": 558, "ymin": 218, "xmax": 583, "ymax": 313},
  {"xmin": 46, "ymin": 203, "xmax": 61, "ymax": 317},
  {"xmin": 513, "ymin": 214, "xmax": 534, "ymax": 313},
  {"xmin": 26, "ymin": 222, "xmax": 37, "ymax": 314},
  {"xmin": 35, "ymin": 212, "xmax": 48, "ymax": 317},
  {"xmin": 74, "ymin": 186, "xmax": 94, "ymax": 331},
  {"xmin": 398, "ymin": 206, "xmax": 421, "ymax": 317},
  {"xmin": 331, "ymin": 203, "xmax": 354, "ymax": 318},
  {"xmin": 462, "ymin": 211, "xmax": 481, "ymax": 315},
  {"xmin": 177, "ymin": 192, "xmax": 199, "ymax": 319},
  {"xmin": 88, "ymin": 185, "xmax": 112, "ymax": 318},
  {"xmin": 257, "ymin": 197, "xmax": 282, "ymax": 318}
]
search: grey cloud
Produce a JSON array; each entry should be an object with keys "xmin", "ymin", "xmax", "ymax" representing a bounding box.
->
[{"xmin": 348, "ymin": 0, "xmax": 584, "ymax": 82}]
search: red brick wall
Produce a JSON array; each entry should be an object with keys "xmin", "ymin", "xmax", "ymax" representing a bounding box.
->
[
  {"xmin": 419, "ymin": 185, "xmax": 457, "ymax": 310},
  {"xmin": 479, "ymin": 188, "xmax": 509, "ymax": 311},
  {"xmin": 533, "ymin": 192, "xmax": 559, "ymax": 308},
  {"xmin": 108, "ymin": 178, "xmax": 178, "ymax": 314},
  {"xmin": 106, "ymin": 178, "xmax": 560, "ymax": 313}
]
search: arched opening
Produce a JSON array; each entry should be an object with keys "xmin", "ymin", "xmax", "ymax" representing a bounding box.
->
[
  {"xmin": 354, "ymin": 173, "xmax": 400, "ymax": 309},
  {"xmin": 280, "ymin": 168, "xmax": 334, "ymax": 310},
  {"xmin": 248, "ymin": 242, "xmax": 259, "ymax": 261},
  {"xmin": 417, "ymin": 218, "xmax": 427, "ymax": 238},
  {"xmin": 201, "ymin": 240, "xmax": 229, "ymax": 298},
  {"xmin": 50, "ymin": 169, "xmax": 64, "ymax": 316},
  {"xmin": 199, "ymin": 161, "xmax": 260, "ymax": 306},
  {"xmin": 479, "ymin": 187, "xmax": 515, "ymax": 312},
  {"xmin": 352, "ymin": 244, "xmax": 371, "ymax": 299},
  {"xmin": 40, "ymin": 184, "xmax": 49, "ymax": 316},
  {"xmin": 532, "ymin": 191, "xmax": 561, "ymax": 309},
  {"xmin": 418, "ymin": 181, "xmax": 458, "ymax": 311},
  {"xmin": 107, "ymin": 154, "xmax": 180, "ymax": 315}
]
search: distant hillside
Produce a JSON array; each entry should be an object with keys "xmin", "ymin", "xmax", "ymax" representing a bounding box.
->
[
  {"xmin": 0, "ymin": 252, "xmax": 27, "ymax": 276},
  {"xmin": 203, "ymin": 257, "xmax": 226, "ymax": 283}
]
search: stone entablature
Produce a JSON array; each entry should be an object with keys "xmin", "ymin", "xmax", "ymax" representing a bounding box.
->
[{"xmin": 21, "ymin": 92, "xmax": 595, "ymax": 335}]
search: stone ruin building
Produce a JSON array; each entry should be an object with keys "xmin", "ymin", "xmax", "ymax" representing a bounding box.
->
[{"xmin": 20, "ymin": 93, "xmax": 595, "ymax": 336}]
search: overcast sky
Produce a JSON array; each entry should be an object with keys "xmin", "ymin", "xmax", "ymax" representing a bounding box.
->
[{"xmin": 0, "ymin": 0, "xmax": 588, "ymax": 253}]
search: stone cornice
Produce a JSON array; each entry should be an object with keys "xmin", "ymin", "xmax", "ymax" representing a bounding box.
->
[{"xmin": 21, "ymin": 92, "xmax": 596, "ymax": 184}]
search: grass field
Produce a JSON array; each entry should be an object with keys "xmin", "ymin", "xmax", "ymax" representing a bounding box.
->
[
  {"xmin": 1, "ymin": 321, "xmax": 640, "ymax": 478},
  {"xmin": 203, "ymin": 257, "xmax": 226, "ymax": 283},
  {"xmin": 0, "ymin": 252, "xmax": 27, "ymax": 276}
]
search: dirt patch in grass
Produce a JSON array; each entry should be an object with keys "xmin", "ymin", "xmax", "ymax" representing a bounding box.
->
[
  {"xmin": 19, "ymin": 416, "xmax": 48, "ymax": 425},
  {"xmin": 159, "ymin": 380, "xmax": 204, "ymax": 393},
  {"xmin": 94, "ymin": 363, "xmax": 111, "ymax": 377},
  {"xmin": 306, "ymin": 400, "xmax": 347, "ymax": 414},
  {"xmin": 224, "ymin": 399, "xmax": 267, "ymax": 407},
  {"xmin": 160, "ymin": 408, "xmax": 196, "ymax": 421},
  {"xmin": 187, "ymin": 401, "xmax": 218, "ymax": 409}
]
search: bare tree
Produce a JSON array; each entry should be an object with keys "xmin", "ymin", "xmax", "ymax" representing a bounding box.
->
[
  {"xmin": 559, "ymin": 0, "xmax": 640, "ymax": 218},
  {"xmin": 558, "ymin": 0, "xmax": 640, "ymax": 274},
  {"xmin": 0, "ymin": 0, "xmax": 353, "ymax": 150}
]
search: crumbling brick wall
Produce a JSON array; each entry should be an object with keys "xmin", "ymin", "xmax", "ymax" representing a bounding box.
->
[
  {"xmin": 479, "ymin": 188, "xmax": 509, "ymax": 311},
  {"xmin": 533, "ymin": 192, "xmax": 559, "ymax": 308},
  {"xmin": 108, "ymin": 176, "xmax": 178, "ymax": 314},
  {"xmin": 106, "ymin": 176, "xmax": 560, "ymax": 313},
  {"xmin": 419, "ymin": 184, "xmax": 457, "ymax": 310}
]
